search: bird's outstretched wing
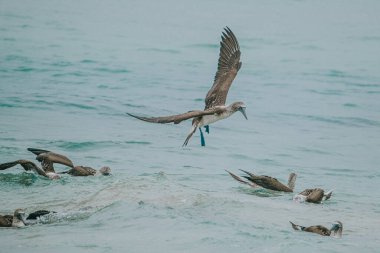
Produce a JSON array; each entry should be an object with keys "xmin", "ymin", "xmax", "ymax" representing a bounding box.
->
[
  {"xmin": 0, "ymin": 160, "xmax": 48, "ymax": 177},
  {"xmin": 27, "ymin": 148, "xmax": 74, "ymax": 171},
  {"xmin": 205, "ymin": 27, "xmax": 242, "ymax": 109},
  {"xmin": 27, "ymin": 148, "xmax": 51, "ymax": 156},
  {"xmin": 127, "ymin": 107, "xmax": 224, "ymax": 125}
]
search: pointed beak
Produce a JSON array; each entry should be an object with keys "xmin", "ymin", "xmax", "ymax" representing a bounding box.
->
[{"xmin": 239, "ymin": 107, "xmax": 248, "ymax": 120}]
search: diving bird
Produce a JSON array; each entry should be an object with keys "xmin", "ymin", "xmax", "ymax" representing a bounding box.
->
[
  {"xmin": 28, "ymin": 148, "xmax": 111, "ymax": 177},
  {"xmin": 226, "ymin": 170, "xmax": 297, "ymax": 192},
  {"xmin": 0, "ymin": 209, "xmax": 54, "ymax": 228},
  {"xmin": 293, "ymin": 188, "xmax": 333, "ymax": 204},
  {"xmin": 289, "ymin": 221, "xmax": 343, "ymax": 238},
  {"xmin": 127, "ymin": 27, "xmax": 247, "ymax": 146}
]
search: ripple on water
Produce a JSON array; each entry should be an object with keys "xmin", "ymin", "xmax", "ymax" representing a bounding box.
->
[
  {"xmin": 281, "ymin": 113, "xmax": 380, "ymax": 128},
  {"xmin": 0, "ymin": 173, "xmax": 38, "ymax": 187},
  {"xmin": 43, "ymin": 140, "xmax": 150, "ymax": 151}
]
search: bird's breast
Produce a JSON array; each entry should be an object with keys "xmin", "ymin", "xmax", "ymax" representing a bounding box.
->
[{"xmin": 199, "ymin": 111, "xmax": 232, "ymax": 127}]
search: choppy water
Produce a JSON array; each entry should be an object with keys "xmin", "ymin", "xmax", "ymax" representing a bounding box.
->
[{"xmin": 1, "ymin": 0, "xmax": 380, "ymax": 252}]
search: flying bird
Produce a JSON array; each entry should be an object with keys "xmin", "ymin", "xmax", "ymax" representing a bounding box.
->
[{"xmin": 127, "ymin": 27, "xmax": 247, "ymax": 146}]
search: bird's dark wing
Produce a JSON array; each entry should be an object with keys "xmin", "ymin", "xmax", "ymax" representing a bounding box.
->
[
  {"xmin": 0, "ymin": 161, "xmax": 21, "ymax": 170},
  {"xmin": 28, "ymin": 148, "xmax": 73, "ymax": 167},
  {"xmin": 226, "ymin": 170, "xmax": 257, "ymax": 188},
  {"xmin": 0, "ymin": 160, "xmax": 37, "ymax": 171},
  {"xmin": 298, "ymin": 188, "xmax": 313, "ymax": 196},
  {"xmin": 67, "ymin": 166, "xmax": 97, "ymax": 176},
  {"xmin": 205, "ymin": 27, "xmax": 242, "ymax": 109},
  {"xmin": 27, "ymin": 148, "xmax": 51, "ymax": 156},
  {"xmin": 26, "ymin": 210, "xmax": 54, "ymax": 220},
  {"xmin": 127, "ymin": 107, "xmax": 224, "ymax": 125},
  {"xmin": 304, "ymin": 225, "xmax": 331, "ymax": 236},
  {"xmin": 0, "ymin": 160, "xmax": 48, "ymax": 177},
  {"xmin": 36, "ymin": 152, "xmax": 74, "ymax": 168},
  {"xmin": 305, "ymin": 188, "xmax": 324, "ymax": 203}
]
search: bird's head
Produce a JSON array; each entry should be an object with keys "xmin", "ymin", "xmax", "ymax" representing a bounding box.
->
[
  {"xmin": 231, "ymin": 102, "xmax": 247, "ymax": 120},
  {"xmin": 13, "ymin": 208, "xmax": 27, "ymax": 227},
  {"xmin": 99, "ymin": 166, "xmax": 111, "ymax": 176}
]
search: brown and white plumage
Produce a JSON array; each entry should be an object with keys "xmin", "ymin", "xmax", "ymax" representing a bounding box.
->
[
  {"xmin": 0, "ymin": 214, "xmax": 13, "ymax": 227},
  {"xmin": 61, "ymin": 166, "xmax": 111, "ymax": 176},
  {"xmin": 293, "ymin": 188, "xmax": 333, "ymax": 203},
  {"xmin": 127, "ymin": 27, "xmax": 247, "ymax": 146},
  {"xmin": 27, "ymin": 148, "xmax": 74, "ymax": 173},
  {"xmin": 0, "ymin": 209, "xmax": 54, "ymax": 227},
  {"xmin": 205, "ymin": 27, "xmax": 242, "ymax": 109},
  {"xmin": 290, "ymin": 221, "xmax": 343, "ymax": 238},
  {"xmin": 28, "ymin": 148, "xmax": 111, "ymax": 177},
  {"xmin": 227, "ymin": 170, "xmax": 297, "ymax": 192}
]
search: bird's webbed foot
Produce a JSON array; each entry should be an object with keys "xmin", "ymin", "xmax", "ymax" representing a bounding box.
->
[{"xmin": 199, "ymin": 128, "xmax": 206, "ymax": 146}]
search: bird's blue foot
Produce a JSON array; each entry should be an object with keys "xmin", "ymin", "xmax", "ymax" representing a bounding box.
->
[
  {"xmin": 199, "ymin": 128, "xmax": 206, "ymax": 146},
  {"xmin": 204, "ymin": 125, "xmax": 210, "ymax": 134}
]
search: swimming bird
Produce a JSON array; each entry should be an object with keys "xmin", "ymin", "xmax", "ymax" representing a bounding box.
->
[
  {"xmin": 226, "ymin": 170, "xmax": 297, "ymax": 192},
  {"xmin": 0, "ymin": 159, "xmax": 59, "ymax": 179},
  {"xmin": 127, "ymin": 27, "xmax": 247, "ymax": 146},
  {"xmin": 0, "ymin": 148, "xmax": 75, "ymax": 179},
  {"xmin": 28, "ymin": 148, "xmax": 111, "ymax": 176},
  {"xmin": 0, "ymin": 209, "xmax": 54, "ymax": 228},
  {"xmin": 293, "ymin": 188, "xmax": 333, "ymax": 203},
  {"xmin": 290, "ymin": 221, "xmax": 343, "ymax": 238}
]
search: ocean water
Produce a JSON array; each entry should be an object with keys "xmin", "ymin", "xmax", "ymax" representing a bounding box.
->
[{"xmin": 1, "ymin": 0, "xmax": 380, "ymax": 252}]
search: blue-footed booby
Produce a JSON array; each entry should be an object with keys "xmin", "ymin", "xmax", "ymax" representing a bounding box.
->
[
  {"xmin": 0, "ymin": 209, "xmax": 54, "ymax": 228},
  {"xmin": 28, "ymin": 148, "xmax": 111, "ymax": 176},
  {"xmin": 0, "ymin": 148, "xmax": 74, "ymax": 179},
  {"xmin": 290, "ymin": 221, "xmax": 343, "ymax": 238},
  {"xmin": 127, "ymin": 27, "xmax": 247, "ymax": 146},
  {"xmin": 226, "ymin": 170, "xmax": 297, "ymax": 192},
  {"xmin": 0, "ymin": 152, "xmax": 71, "ymax": 179},
  {"xmin": 293, "ymin": 188, "xmax": 333, "ymax": 203}
]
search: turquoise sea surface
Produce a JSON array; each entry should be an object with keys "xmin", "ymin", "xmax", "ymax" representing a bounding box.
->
[{"xmin": 1, "ymin": 0, "xmax": 380, "ymax": 252}]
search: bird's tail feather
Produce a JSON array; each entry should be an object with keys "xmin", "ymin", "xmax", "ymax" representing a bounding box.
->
[
  {"xmin": 324, "ymin": 190, "xmax": 333, "ymax": 200},
  {"xmin": 289, "ymin": 221, "xmax": 304, "ymax": 231},
  {"xmin": 287, "ymin": 173, "xmax": 297, "ymax": 190},
  {"xmin": 226, "ymin": 170, "xmax": 258, "ymax": 188}
]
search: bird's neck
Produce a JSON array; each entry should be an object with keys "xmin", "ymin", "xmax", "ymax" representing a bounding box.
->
[{"xmin": 12, "ymin": 217, "xmax": 25, "ymax": 227}]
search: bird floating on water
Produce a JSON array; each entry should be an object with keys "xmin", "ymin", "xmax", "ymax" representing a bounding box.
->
[
  {"xmin": 127, "ymin": 27, "xmax": 247, "ymax": 147},
  {"xmin": 0, "ymin": 209, "xmax": 54, "ymax": 228},
  {"xmin": 289, "ymin": 221, "xmax": 343, "ymax": 238},
  {"xmin": 227, "ymin": 170, "xmax": 333, "ymax": 203},
  {"xmin": 226, "ymin": 170, "xmax": 297, "ymax": 192},
  {"xmin": 293, "ymin": 188, "xmax": 333, "ymax": 204},
  {"xmin": 27, "ymin": 148, "xmax": 111, "ymax": 177},
  {"xmin": 0, "ymin": 148, "xmax": 111, "ymax": 179},
  {"xmin": 0, "ymin": 152, "xmax": 71, "ymax": 179}
]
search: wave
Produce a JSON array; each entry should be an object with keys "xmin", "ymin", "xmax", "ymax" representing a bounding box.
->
[
  {"xmin": 281, "ymin": 113, "xmax": 380, "ymax": 128},
  {"xmin": 137, "ymin": 47, "xmax": 180, "ymax": 54},
  {"xmin": 187, "ymin": 43, "xmax": 218, "ymax": 49},
  {"xmin": 44, "ymin": 140, "xmax": 150, "ymax": 150}
]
